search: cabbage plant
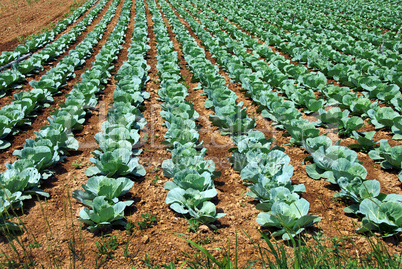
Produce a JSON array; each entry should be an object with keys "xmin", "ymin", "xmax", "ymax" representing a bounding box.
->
[
  {"xmin": 257, "ymin": 199, "xmax": 321, "ymax": 240},
  {"xmin": 78, "ymin": 196, "xmax": 127, "ymax": 233}
]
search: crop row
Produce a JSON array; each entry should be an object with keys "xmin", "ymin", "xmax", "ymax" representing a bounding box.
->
[
  {"xmin": 0, "ymin": 0, "xmax": 122, "ymax": 232},
  {"xmin": 0, "ymin": 0, "xmax": 98, "ymax": 68},
  {"xmin": 159, "ymin": 0, "xmax": 320, "ymax": 239},
  {"xmin": 301, "ymin": 0, "xmax": 402, "ymax": 32},
  {"xmin": 0, "ymin": 0, "xmax": 109, "ymax": 96},
  {"xmin": 0, "ymin": 0, "xmax": 401, "ymax": 240},
  {"xmin": 168, "ymin": 0, "xmax": 402, "ymax": 237},
  {"xmin": 253, "ymin": 0, "xmax": 401, "ymax": 53},
  {"xmin": 0, "ymin": 0, "xmax": 117, "ymax": 150},
  {"xmin": 192, "ymin": 0, "xmax": 402, "ymax": 180},
  {"xmin": 74, "ymin": 0, "xmax": 150, "ymax": 232},
  {"xmin": 148, "ymin": 0, "xmax": 224, "ymax": 224},
  {"xmin": 203, "ymin": 0, "xmax": 402, "ymax": 92}
]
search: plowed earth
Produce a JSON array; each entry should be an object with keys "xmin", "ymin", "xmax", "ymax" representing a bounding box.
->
[
  {"xmin": 0, "ymin": 0, "xmax": 89, "ymax": 52},
  {"xmin": 0, "ymin": 0, "xmax": 401, "ymax": 268}
]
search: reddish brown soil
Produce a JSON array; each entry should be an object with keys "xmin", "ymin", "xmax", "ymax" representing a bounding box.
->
[
  {"xmin": 0, "ymin": 0, "xmax": 108, "ymax": 108},
  {"xmin": 0, "ymin": 0, "xmax": 124, "ymax": 169},
  {"xmin": 0, "ymin": 0, "xmax": 401, "ymax": 268},
  {"xmin": 0, "ymin": 0, "xmax": 89, "ymax": 52}
]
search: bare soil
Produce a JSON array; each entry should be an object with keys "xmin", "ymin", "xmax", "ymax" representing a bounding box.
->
[
  {"xmin": 0, "ymin": 0, "xmax": 401, "ymax": 268},
  {"xmin": 0, "ymin": 0, "xmax": 90, "ymax": 52}
]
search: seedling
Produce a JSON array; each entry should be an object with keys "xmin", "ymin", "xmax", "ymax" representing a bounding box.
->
[
  {"xmin": 28, "ymin": 240, "xmax": 42, "ymax": 249},
  {"xmin": 125, "ymin": 221, "xmax": 135, "ymax": 236},
  {"xmin": 186, "ymin": 218, "xmax": 200, "ymax": 233},
  {"xmin": 198, "ymin": 236, "xmax": 211, "ymax": 245},
  {"xmin": 137, "ymin": 213, "xmax": 159, "ymax": 230},
  {"xmin": 72, "ymin": 160, "xmax": 82, "ymax": 169},
  {"xmin": 181, "ymin": 81, "xmax": 190, "ymax": 90},
  {"xmin": 94, "ymin": 235, "xmax": 118, "ymax": 266}
]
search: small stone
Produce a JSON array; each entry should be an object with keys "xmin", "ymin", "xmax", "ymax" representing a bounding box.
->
[
  {"xmin": 199, "ymin": 225, "xmax": 209, "ymax": 233},
  {"xmin": 142, "ymin": 235, "xmax": 149, "ymax": 244}
]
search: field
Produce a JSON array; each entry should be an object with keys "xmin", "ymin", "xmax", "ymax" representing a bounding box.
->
[{"xmin": 0, "ymin": 0, "xmax": 401, "ymax": 267}]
